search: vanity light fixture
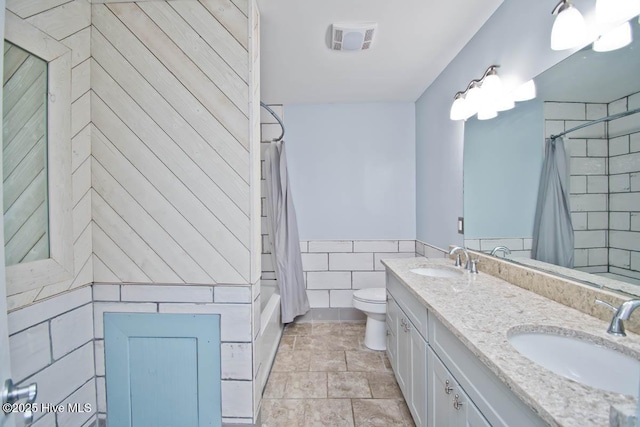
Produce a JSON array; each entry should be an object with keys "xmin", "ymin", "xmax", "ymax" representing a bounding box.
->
[
  {"xmin": 449, "ymin": 92, "xmax": 471, "ymax": 120},
  {"xmin": 593, "ymin": 20, "xmax": 633, "ymax": 51},
  {"xmin": 596, "ymin": 0, "xmax": 640, "ymax": 25},
  {"xmin": 449, "ymin": 65, "xmax": 509, "ymax": 121},
  {"xmin": 551, "ymin": 0, "xmax": 588, "ymax": 50},
  {"xmin": 513, "ymin": 79, "xmax": 537, "ymax": 102}
]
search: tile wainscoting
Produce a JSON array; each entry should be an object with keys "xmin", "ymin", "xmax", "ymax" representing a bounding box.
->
[
  {"xmin": 8, "ymin": 287, "xmax": 96, "ymax": 427},
  {"xmin": 92, "ymin": 283, "xmax": 256, "ymax": 425},
  {"xmin": 464, "ymin": 237, "xmax": 533, "ymax": 258},
  {"xmin": 7, "ymin": 283, "xmax": 258, "ymax": 426},
  {"xmin": 261, "ymin": 240, "xmax": 447, "ymax": 322}
]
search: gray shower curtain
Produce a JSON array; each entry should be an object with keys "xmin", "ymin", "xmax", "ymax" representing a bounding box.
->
[
  {"xmin": 264, "ymin": 141, "xmax": 310, "ymax": 323},
  {"xmin": 531, "ymin": 136, "xmax": 574, "ymax": 268}
]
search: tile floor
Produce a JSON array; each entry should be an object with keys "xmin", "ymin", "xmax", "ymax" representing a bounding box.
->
[{"xmin": 261, "ymin": 321, "xmax": 416, "ymax": 427}]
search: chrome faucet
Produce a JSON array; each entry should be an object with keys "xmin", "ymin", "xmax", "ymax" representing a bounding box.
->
[
  {"xmin": 449, "ymin": 246, "xmax": 470, "ymax": 270},
  {"xmin": 595, "ymin": 298, "xmax": 640, "ymax": 337},
  {"xmin": 490, "ymin": 246, "xmax": 511, "ymax": 257}
]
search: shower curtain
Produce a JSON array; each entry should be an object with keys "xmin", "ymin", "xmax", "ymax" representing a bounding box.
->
[
  {"xmin": 264, "ymin": 141, "xmax": 310, "ymax": 323},
  {"xmin": 531, "ymin": 136, "xmax": 574, "ymax": 268}
]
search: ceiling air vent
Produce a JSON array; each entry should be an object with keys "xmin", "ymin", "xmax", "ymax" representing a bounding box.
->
[{"xmin": 331, "ymin": 22, "xmax": 377, "ymax": 51}]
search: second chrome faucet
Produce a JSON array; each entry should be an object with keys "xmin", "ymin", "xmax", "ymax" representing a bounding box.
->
[{"xmin": 595, "ymin": 298, "xmax": 640, "ymax": 336}]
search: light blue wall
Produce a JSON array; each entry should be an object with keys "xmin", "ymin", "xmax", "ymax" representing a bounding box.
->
[
  {"xmin": 284, "ymin": 102, "xmax": 416, "ymax": 240},
  {"xmin": 415, "ymin": 0, "xmax": 598, "ymax": 249},
  {"xmin": 463, "ymin": 100, "xmax": 543, "ymax": 238}
]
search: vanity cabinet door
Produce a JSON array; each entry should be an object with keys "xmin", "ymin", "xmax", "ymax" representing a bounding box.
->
[
  {"xmin": 409, "ymin": 325, "xmax": 428, "ymax": 427},
  {"xmin": 386, "ymin": 295, "xmax": 399, "ymax": 371},
  {"xmin": 428, "ymin": 347, "xmax": 455, "ymax": 427},
  {"xmin": 428, "ymin": 347, "xmax": 490, "ymax": 427},
  {"xmin": 397, "ymin": 313, "xmax": 411, "ymax": 395}
]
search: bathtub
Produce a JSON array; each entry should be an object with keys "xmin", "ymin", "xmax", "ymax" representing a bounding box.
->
[{"xmin": 258, "ymin": 286, "xmax": 282, "ymax": 392}]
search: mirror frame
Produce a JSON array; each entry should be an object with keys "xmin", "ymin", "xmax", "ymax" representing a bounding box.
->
[{"xmin": 4, "ymin": 11, "xmax": 73, "ymax": 295}]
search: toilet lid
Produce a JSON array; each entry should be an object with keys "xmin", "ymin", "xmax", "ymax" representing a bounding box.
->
[{"xmin": 353, "ymin": 288, "xmax": 386, "ymax": 303}]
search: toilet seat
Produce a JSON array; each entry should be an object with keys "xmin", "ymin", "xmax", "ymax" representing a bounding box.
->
[{"xmin": 353, "ymin": 288, "xmax": 386, "ymax": 304}]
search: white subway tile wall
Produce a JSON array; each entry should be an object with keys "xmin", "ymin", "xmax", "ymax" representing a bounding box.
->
[
  {"xmin": 464, "ymin": 237, "xmax": 533, "ymax": 259},
  {"xmin": 7, "ymin": 287, "xmax": 97, "ymax": 426},
  {"xmin": 277, "ymin": 239, "xmax": 416, "ymax": 318},
  {"xmin": 607, "ymin": 93, "xmax": 640, "ymax": 281}
]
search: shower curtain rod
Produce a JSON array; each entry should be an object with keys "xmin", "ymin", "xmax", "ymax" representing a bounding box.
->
[
  {"xmin": 260, "ymin": 102, "xmax": 285, "ymax": 142},
  {"xmin": 550, "ymin": 106, "xmax": 640, "ymax": 140}
]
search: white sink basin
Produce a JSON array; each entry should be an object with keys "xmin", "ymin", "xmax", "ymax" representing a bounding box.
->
[
  {"xmin": 409, "ymin": 267, "xmax": 463, "ymax": 278},
  {"xmin": 508, "ymin": 330, "xmax": 640, "ymax": 396}
]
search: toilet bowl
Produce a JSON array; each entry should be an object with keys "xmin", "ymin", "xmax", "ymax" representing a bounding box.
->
[{"xmin": 352, "ymin": 288, "xmax": 387, "ymax": 351}]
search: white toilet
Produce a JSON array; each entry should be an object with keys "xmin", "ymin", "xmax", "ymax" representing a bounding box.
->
[{"xmin": 352, "ymin": 288, "xmax": 387, "ymax": 350}]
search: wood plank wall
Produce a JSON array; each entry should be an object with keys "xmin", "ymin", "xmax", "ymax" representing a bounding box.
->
[
  {"xmin": 91, "ymin": 0, "xmax": 256, "ymax": 285},
  {"xmin": 6, "ymin": 0, "xmax": 92, "ymax": 310}
]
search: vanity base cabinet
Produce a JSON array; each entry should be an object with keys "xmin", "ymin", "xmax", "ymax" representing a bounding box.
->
[
  {"xmin": 429, "ymin": 313, "xmax": 546, "ymax": 427},
  {"xmin": 386, "ymin": 273, "xmax": 429, "ymax": 427}
]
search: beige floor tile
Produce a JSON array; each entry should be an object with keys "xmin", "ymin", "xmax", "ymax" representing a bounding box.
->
[
  {"xmin": 264, "ymin": 322, "xmax": 412, "ymax": 427},
  {"xmin": 352, "ymin": 399, "xmax": 405, "ymax": 427},
  {"xmin": 342, "ymin": 322, "xmax": 366, "ymax": 336},
  {"xmin": 310, "ymin": 351, "xmax": 347, "ymax": 372},
  {"xmin": 278, "ymin": 335, "xmax": 296, "ymax": 351},
  {"xmin": 263, "ymin": 372, "xmax": 289, "ymax": 399},
  {"xmin": 328, "ymin": 372, "xmax": 372, "ymax": 398},
  {"xmin": 261, "ymin": 398, "xmax": 305, "ymax": 427},
  {"xmin": 272, "ymin": 350, "xmax": 311, "ymax": 372},
  {"xmin": 346, "ymin": 351, "xmax": 388, "ymax": 372},
  {"xmin": 313, "ymin": 335, "xmax": 362, "ymax": 351},
  {"xmin": 312, "ymin": 322, "xmax": 343, "ymax": 335},
  {"xmin": 284, "ymin": 322, "xmax": 313, "ymax": 336},
  {"xmin": 293, "ymin": 335, "xmax": 313, "ymax": 351},
  {"xmin": 303, "ymin": 399, "xmax": 354, "ymax": 427},
  {"xmin": 367, "ymin": 372, "xmax": 403, "ymax": 399},
  {"xmin": 284, "ymin": 372, "xmax": 327, "ymax": 398}
]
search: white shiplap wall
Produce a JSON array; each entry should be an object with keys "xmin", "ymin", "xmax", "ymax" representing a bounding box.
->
[
  {"xmin": 91, "ymin": 1, "xmax": 259, "ymax": 286},
  {"xmin": 6, "ymin": 0, "xmax": 93, "ymax": 310}
]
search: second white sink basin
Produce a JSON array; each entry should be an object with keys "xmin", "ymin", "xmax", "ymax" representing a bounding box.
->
[
  {"xmin": 409, "ymin": 267, "xmax": 463, "ymax": 278},
  {"xmin": 508, "ymin": 330, "xmax": 640, "ymax": 396}
]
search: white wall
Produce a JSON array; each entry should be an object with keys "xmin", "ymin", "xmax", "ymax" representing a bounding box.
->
[
  {"xmin": 415, "ymin": 0, "xmax": 600, "ymax": 249},
  {"xmin": 285, "ymin": 102, "xmax": 416, "ymax": 240}
]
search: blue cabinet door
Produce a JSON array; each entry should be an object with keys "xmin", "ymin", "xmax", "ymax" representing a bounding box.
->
[{"xmin": 104, "ymin": 313, "xmax": 221, "ymax": 427}]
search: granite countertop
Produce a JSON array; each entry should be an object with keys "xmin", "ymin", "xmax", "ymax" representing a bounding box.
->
[{"xmin": 381, "ymin": 257, "xmax": 640, "ymax": 427}]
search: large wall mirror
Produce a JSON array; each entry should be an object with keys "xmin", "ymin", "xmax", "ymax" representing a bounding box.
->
[
  {"xmin": 3, "ymin": 12, "xmax": 73, "ymax": 296},
  {"xmin": 3, "ymin": 40, "xmax": 50, "ymax": 266},
  {"xmin": 463, "ymin": 17, "xmax": 640, "ymax": 297}
]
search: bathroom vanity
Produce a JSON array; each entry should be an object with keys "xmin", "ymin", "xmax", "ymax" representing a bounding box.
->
[{"xmin": 383, "ymin": 257, "xmax": 640, "ymax": 427}]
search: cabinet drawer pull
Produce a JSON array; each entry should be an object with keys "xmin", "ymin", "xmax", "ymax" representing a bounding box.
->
[
  {"xmin": 444, "ymin": 380, "xmax": 453, "ymax": 394},
  {"xmin": 400, "ymin": 318, "xmax": 405, "ymax": 326},
  {"xmin": 405, "ymin": 323, "xmax": 411, "ymax": 331},
  {"xmin": 453, "ymin": 394, "xmax": 463, "ymax": 410}
]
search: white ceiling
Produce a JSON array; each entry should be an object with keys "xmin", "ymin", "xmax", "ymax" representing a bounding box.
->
[{"xmin": 257, "ymin": 0, "xmax": 504, "ymax": 105}]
